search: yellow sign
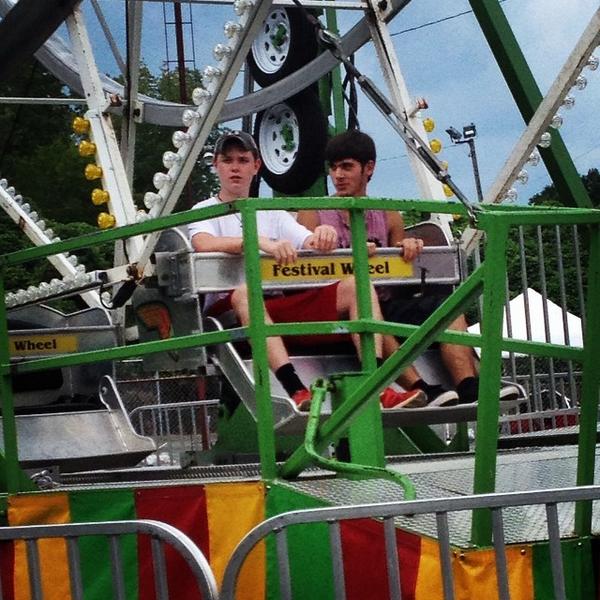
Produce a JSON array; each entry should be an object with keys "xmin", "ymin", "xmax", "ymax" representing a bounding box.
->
[
  {"xmin": 9, "ymin": 334, "xmax": 78, "ymax": 356},
  {"xmin": 260, "ymin": 255, "xmax": 413, "ymax": 283}
]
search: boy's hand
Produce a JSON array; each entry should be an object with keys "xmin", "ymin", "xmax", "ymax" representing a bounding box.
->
[
  {"xmin": 261, "ymin": 239, "xmax": 298, "ymax": 265},
  {"xmin": 367, "ymin": 241, "xmax": 378, "ymax": 257},
  {"xmin": 305, "ymin": 225, "xmax": 338, "ymax": 253},
  {"xmin": 396, "ymin": 237, "xmax": 424, "ymax": 262}
]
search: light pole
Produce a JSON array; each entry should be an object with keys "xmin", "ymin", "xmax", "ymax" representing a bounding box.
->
[{"xmin": 446, "ymin": 123, "xmax": 483, "ymax": 202}]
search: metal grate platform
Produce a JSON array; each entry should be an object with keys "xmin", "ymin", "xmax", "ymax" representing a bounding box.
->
[{"xmin": 284, "ymin": 446, "xmax": 600, "ymax": 547}]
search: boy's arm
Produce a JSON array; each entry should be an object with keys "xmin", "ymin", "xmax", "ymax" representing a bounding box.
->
[
  {"xmin": 191, "ymin": 232, "xmax": 244, "ymax": 254},
  {"xmin": 296, "ymin": 210, "xmax": 320, "ymax": 231},
  {"xmin": 387, "ymin": 211, "xmax": 423, "ymax": 261}
]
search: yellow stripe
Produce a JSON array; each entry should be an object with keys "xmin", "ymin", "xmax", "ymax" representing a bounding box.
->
[
  {"xmin": 205, "ymin": 482, "xmax": 265, "ymax": 599},
  {"xmin": 415, "ymin": 537, "xmax": 443, "ymax": 598},
  {"xmin": 9, "ymin": 493, "xmax": 72, "ymax": 600},
  {"xmin": 454, "ymin": 545, "xmax": 533, "ymax": 599},
  {"xmin": 416, "ymin": 539, "xmax": 533, "ymax": 599}
]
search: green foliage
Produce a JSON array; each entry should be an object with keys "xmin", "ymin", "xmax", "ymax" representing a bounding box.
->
[{"xmin": 0, "ymin": 59, "xmax": 222, "ymax": 295}]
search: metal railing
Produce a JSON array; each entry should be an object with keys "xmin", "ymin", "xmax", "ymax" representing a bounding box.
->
[
  {"xmin": 0, "ymin": 519, "xmax": 218, "ymax": 600},
  {"xmin": 130, "ymin": 399, "xmax": 219, "ymax": 465},
  {"xmin": 221, "ymin": 485, "xmax": 600, "ymax": 600}
]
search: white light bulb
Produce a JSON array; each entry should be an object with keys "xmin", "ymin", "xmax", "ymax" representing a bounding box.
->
[
  {"xmin": 6, "ymin": 186, "xmax": 15, "ymax": 197},
  {"xmin": 5, "ymin": 292, "xmax": 16, "ymax": 307},
  {"xmin": 213, "ymin": 44, "xmax": 233, "ymax": 62},
  {"xmin": 202, "ymin": 65, "xmax": 222, "ymax": 83},
  {"xmin": 574, "ymin": 75, "xmax": 587, "ymax": 91},
  {"xmin": 15, "ymin": 290, "xmax": 27, "ymax": 303},
  {"xmin": 49, "ymin": 278, "xmax": 62, "ymax": 294},
  {"xmin": 74, "ymin": 272, "xmax": 88, "ymax": 286},
  {"xmin": 29, "ymin": 211, "xmax": 38, "ymax": 221},
  {"xmin": 586, "ymin": 55, "xmax": 599, "ymax": 71},
  {"xmin": 136, "ymin": 209, "xmax": 150, "ymax": 223},
  {"xmin": 27, "ymin": 285, "xmax": 39, "ymax": 300},
  {"xmin": 192, "ymin": 87, "xmax": 212, "ymax": 106},
  {"xmin": 38, "ymin": 282, "xmax": 51, "ymax": 294},
  {"xmin": 172, "ymin": 130, "xmax": 191, "ymax": 148},
  {"xmin": 561, "ymin": 95, "xmax": 575, "ymax": 110},
  {"xmin": 0, "ymin": 179, "xmax": 7, "ymax": 189},
  {"xmin": 36, "ymin": 219, "xmax": 46, "ymax": 230},
  {"xmin": 224, "ymin": 21, "xmax": 243, "ymax": 38},
  {"xmin": 527, "ymin": 151, "xmax": 541, "ymax": 167},
  {"xmin": 233, "ymin": 0, "xmax": 253, "ymax": 15},
  {"xmin": 44, "ymin": 228, "xmax": 54, "ymax": 239},
  {"xmin": 516, "ymin": 170, "xmax": 529, "ymax": 185},
  {"xmin": 51, "ymin": 237, "xmax": 61, "ymax": 243},
  {"xmin": 67, "ymin": 255, "xmax": 78, "ymax": 266},
  {"xmin": 75, "ymin": 264, "xmax": 86, "ymax": 273},
  {"xmin": 538, "ymin": 132, "xmax": 552, "ymax": 148},
  {"xmin": 504, "ymin": 188, "xmax": 518, "ymax": 203},
  {"xmin": 21, "ymin": 203, "xmax": 30, "ymax": 213},
  {"xmin": 163, "ymin": 150, "xmax": 182, "ymax": 169},
  {"xmin": 153, "ymin": 172, "xmax": 171, "ymax": 190},
  {"xmin": 182, "ymin": 109, "xmax": 199, "ymax": 128},
  {"xmin": 144, "ymin": 192, "xmax": 162, "ymax": 210},
  {"xmin": 13, "ymin": 194, "xmax": 22, "ymax": 204},
  {"xmin": 550, "ymin": 114, "xmax": 563, "ymax": 129}
]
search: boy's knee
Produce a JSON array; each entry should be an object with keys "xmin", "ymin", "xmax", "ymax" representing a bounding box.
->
[{"xmin": 231, "ymin": 284, "xmax": 249, "ymax": 310}]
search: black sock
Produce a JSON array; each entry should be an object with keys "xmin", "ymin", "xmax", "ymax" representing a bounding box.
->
[
  {"xmin": 275, "ymin": 363, "xmax": 306, "ymax": 397},
  {"xmin": 457, "ymin": 376, "xmax": 479, "ymax": 402},
  {"xmin": 412, "ymin": 379, "xmax": 444, "ymax": 396}
]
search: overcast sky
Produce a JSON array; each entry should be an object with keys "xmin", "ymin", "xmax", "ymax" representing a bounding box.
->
[{"xmin": 84, "ymin": 0, "xmax": 599, "ymax": 205}]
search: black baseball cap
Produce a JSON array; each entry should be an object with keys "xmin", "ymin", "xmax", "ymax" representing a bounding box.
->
[{"xmin": 214, "ymin": 130, "xmax": 259, "ymax": 158}]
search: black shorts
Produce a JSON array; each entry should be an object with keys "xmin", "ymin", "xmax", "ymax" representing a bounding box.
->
[{"xmin": 380, "ymin": 286, "xmax": 451, "ymax": 326}]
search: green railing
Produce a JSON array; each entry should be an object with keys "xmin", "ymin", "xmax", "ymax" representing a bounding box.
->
[{"xmin": 0, "ymin": 197, "xmax": 598, "ymax": 546}]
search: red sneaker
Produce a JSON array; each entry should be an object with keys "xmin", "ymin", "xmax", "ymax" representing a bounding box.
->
[
  {"xmin": 380, "ymin": 387, "xmax": 427, "ymax": 409},
  {"xmin": 291, "ymin": 389, "xmax": 312, "ymax": 412}
]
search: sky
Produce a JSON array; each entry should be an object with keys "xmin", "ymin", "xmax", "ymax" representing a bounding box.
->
[{"xmin": 80, "ymin": 0, "xmax": 599, "ymax": 205}]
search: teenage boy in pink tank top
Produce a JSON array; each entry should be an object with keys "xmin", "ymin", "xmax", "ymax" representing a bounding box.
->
[{"xmin": 298, "ymin": 129, "xmax": 520, "ymax": 406}]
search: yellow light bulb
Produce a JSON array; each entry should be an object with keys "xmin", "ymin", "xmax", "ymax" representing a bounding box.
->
[
  {"xmin": 422, "ymin": 117, "xmax": 435, "ymax": 133},
  {"xmin": 440, "ymin": 160, "xmax": 449, "ymax": 171},
  {"xmin": 429, "ymin": 139, "xmax": 442, "ymax": 154},
  {"xmin": 453, "ymin": 214, "xmax": 462, "ymax": 221},
  {"xmin": 91, "ymin": 188, "xmax": 109, "ymax": 205},
  {"xmin": 72, "ymin": 116, "xmax": 91, "ymax": 135},
  {"xmin": 84, "ymin": 164, "xmax": 103, "ymax": 181},
  {"xmin": 78, "ymin": 140, "xmax": 97, "ymax": 157},
  {"xmin": 97, "ymin": 212, "xmax": 116, "ymax": 229},
  {"xmin": 443, "ymin": 184, "xmax": 454, "ymax": 197}
]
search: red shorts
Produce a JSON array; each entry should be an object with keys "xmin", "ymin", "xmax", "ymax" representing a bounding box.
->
[{"xmin": 208, "ymin": 283, "xmax": 350, "ymax": 347}]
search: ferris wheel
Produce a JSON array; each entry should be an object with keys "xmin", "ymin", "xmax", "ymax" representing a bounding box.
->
[{"xmin": 0, "ymin": 0, "xmax": 597, "ymax": 312}]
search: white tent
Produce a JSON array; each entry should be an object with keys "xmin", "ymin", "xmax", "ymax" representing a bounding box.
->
[{"xmin": 467, "ymin": 288, "xmax": 583, "ymax": 356}]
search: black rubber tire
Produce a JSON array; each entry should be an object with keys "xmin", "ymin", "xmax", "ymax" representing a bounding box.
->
[
  {"xmin": 254, "ymin": 90, "xmax": 327, "ymax": 195},
  {"xmin": 247, "ymin": 7, "xmax": 318, "ymax": 88}
]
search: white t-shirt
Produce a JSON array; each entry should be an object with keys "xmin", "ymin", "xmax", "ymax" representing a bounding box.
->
[{"xmin": 188, "ymin": 196, "xmax": 313, "ymax": 308}]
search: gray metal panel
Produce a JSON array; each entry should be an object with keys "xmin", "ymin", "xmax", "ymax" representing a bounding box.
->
[{"xmin": 157, "ymin": 247, "xmax": 460, "ymax": 294}]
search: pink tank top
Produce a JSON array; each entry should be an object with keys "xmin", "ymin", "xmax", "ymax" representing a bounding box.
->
[{"xmin": 317, "ymin": 210, "xmax": 388, "ymax": 248}]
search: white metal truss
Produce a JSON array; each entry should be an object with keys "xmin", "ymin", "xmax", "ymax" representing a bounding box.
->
[
  {"xmin": 0, "ymin": 183, "xmax": 101, "ymax": 308},
  {"xmin": 461, "ymin": 7, "xmax": 600, "ymax": 255},
  {"xmin": 364, "ymin": 0, "xmax": 452, "ymax": 234},
  {"xmin": 65, "ymin": 6, "xmax": 146, "ymax": 263},
  {"xmin": 133, "ymin": 0, "xmax": 276, "ymax": 272}
]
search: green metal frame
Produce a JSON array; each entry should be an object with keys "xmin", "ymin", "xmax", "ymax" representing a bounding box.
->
[
  {"xmin": 468, "ymin": 0, "xmax": 592, "ymax": 208},
  {"xmin": 0, "ymin": 197, "xmax": 598, "ymax": 546}
]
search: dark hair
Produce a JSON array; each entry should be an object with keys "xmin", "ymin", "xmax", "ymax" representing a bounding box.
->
[{"xmin": 325, "ymin": 130, "xmax": 376, "ymax": 166}]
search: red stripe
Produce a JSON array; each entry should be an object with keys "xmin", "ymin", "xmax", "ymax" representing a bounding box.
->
[
  {"xmin": 0, "ymin": 541, "xmax": 14, "ymax": 600},
  {"xmin": 340, "ymin": 519, "xmax": 421, "ymax": 600},
  {"xmin": 135, "ymin": 486, "xmax": 209, "ymax": 600}
]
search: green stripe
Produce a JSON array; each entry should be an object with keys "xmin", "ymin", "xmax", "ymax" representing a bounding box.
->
[
  {"xmin": 266, "ymin": 483, "xmax": 334, "ymax": 600},
  {"xmin": 532, "ymin": 538, "xmax": 594, "ymax": 599},
  {"xmin": 69, "ymin": 489, "xmax": 138, "ymax": 600}
]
